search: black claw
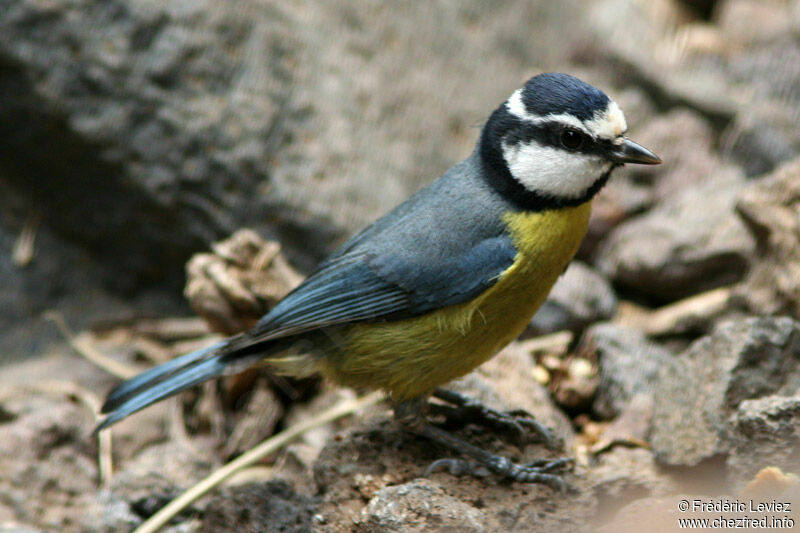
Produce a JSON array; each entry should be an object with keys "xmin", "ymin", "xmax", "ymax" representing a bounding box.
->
[
  {"xmin": 426, "ymin": 458, "xmax": 490, "ymax": 478},
  {"xmin": 512, "ymin": 471, "xmax": 568, "ymax": 493},
  {"xmin": 525, "ymin": 457, "xmax": 573, "ymax": 473},
  {"xmin": 430, "ymin": 388, "xmax": 557, "ymax": 448},
  {"xmin": 513, "ymin": 417, "xmax": 556, "ymax": 447},
  {"xmin": 396, "ymin": 394, "xmax": 573, "ymax": 492},
  {"xmin": 487, "ymin": 455, "xmax": 572, "ymax": 491}
]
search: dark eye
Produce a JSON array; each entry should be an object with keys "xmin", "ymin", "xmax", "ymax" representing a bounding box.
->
[{"xmin": 560, "ymin": 129, "xmax": 584, "ymax": 150}]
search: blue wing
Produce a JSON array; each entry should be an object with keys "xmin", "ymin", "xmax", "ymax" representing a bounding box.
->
[{"xmin": 247, "ymin": 234, "xmax": 517, "ymax": 341}]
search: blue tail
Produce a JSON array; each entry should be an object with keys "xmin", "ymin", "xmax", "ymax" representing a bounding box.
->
[{"xmin": 96, "ymin": 340, "xmax": 242, "ymax": 431}]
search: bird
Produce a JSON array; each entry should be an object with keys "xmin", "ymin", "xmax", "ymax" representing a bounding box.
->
[{"xmin": 97, "ymin": 72, "xmax": 660, "ymax": 490}]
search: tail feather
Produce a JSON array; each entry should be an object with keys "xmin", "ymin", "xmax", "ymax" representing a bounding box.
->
[
  {"xmin": 101, "ymin": 341, "xmax": 226, "ymax": 413},
  {"xmin": 96, "ymin": 340, "xmax": 259, "ymax": 432}
]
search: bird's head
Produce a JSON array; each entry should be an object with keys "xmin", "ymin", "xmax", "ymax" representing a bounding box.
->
[{"xmin": 479, "ymin": 72, "xmax": 660, "ymax": 210}]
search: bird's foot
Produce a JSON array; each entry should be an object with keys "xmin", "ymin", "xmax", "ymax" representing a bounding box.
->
[
  {"xmin": 431, "ymin": 388, "xmax": 556, "ymax": 448},
  {"xmin": 426, "ymin": 456, "xmax": 572, "ymax": 492},
  {"xmin": 394, "ymin": 397, "xmax": 572, "ymax": 492}
]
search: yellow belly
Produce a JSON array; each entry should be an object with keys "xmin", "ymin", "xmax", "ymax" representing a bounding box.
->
[{"xmin": 319, "ymin": 202, "xmax": 592, "ymax": 400}]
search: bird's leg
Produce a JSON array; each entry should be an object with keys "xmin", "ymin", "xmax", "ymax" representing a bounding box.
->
[
  {"xmin": 393, "ymin": 397, "xmax": 571, "ymax": 491},
  {"xmin": 429, "ymin": 387, "xmax": 556, "ymax": 448}
]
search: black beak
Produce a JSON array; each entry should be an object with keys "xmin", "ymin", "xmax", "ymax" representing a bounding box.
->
[{"xmin": 609, "ymin": 138, "xmax": 661, "ymax": 165}]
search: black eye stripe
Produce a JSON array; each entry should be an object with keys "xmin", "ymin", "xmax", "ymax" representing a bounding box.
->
[{"xmin": 503, "ymin": 120, "xmax": 614, "ymax": 158}]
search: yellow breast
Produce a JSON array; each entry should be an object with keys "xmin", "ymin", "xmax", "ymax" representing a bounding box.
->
[{"xmin": 321, "ymin": 201, "xmax": 593, "ymax": 400}]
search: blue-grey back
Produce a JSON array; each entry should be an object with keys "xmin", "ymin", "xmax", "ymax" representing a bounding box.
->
[{"xmin": 328, "ymin": 151, "xmax": 511, "ymax": 263}]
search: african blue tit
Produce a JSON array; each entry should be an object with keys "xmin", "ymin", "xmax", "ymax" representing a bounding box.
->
[{"xmin": 98, "ymin": 73, "xmax": 660, "ymax": 490}]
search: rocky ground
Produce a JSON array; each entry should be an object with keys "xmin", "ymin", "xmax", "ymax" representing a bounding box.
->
[{"xmin": 2, "ymin": 0, "xmax": 800, "ymax": 531}]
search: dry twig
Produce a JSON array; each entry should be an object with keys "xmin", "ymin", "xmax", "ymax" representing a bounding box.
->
[{"xmin": 45, "ymin": 311, "xmax": 142, "ymax": 380}]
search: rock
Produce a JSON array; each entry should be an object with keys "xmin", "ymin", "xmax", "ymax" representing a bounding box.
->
[
  {"xmin": 79, "ymin": 491, "xmax": 141, "ymax": 533},
  {"xmin": 598, "ymin": 465, "xmax": 800, "ymax": 532},
  {"xmin": 592, "ymin": 393, "xmax": 654, "ymax": 452},
  {"xmin": 588, "ymin": 447, "xmax": 682, "ymax": 518},
  {"xmin": 740, "ymin": 466, "xmax": 800, "ymax": 502},
  {"xmin": 683, "ymin": 0, "xmax": 720, "ymax": 18},
  {"xmin": 624, "ymin": 109, "xmax": 718, "ymax": 203},
  {"xmin": 650, "ymin": 317, "xmax": 800, "ymax": 466},
  {"xmin": 734, "ymin": 157, "xmax": 800, "ymax": 318},
  {"xmin": 0, "ymin": 393, "xmax": 98, "ymax": 530},
  {"xmin": 0, "ymin": 0, "xmax": 300, "ymax": 281},
  {"xmin": 0, "ymin": 201, "xmax": 186, "ymax": 359},
  {"xmin": 579, "ymin": 174, "xmax": 654, "ymax": 261},
  {"xmin": 727, "ymin": 396, "xmax": 800, "ymax": 485},
  {"xmin": 596, "ymin": 164, "xmax": 754, "ymax": 302},
  {"xmin": 588, "ymin": 324, "xmax": 673, "ymax": 420},
  {"xmin": 715, "ymin": 0, "xmax": 794, "ymax": 46},
  {"xmin": 0, "ymin": 525, "xmax": 47, "ymax": 533},
  {"xmin": 722, "ymin": 111, "xmax": 798, "ymax": 178},
  {"xmin": 357, "ymin": 480, "xmax": 487, "ymax": 532},
  {"xmin": 106, "ymin": 439, "xmax": 217, "ymax": 524},
  {"xmin": 5, "ymin": 0, "xmax": 800, "ymax": 528},
  {"xmin": 313, "ymin": 418, "xmax": 426, "ymax": 527},
  {"xmin": 529, "ymin": 262, "xmax": 618, "ymax": 338},
  {"xmin": 615, "ymin": 287, "xmax": 734, "ymax": 338},
  {"xmin": 722, "ymin": 38, "xmax": 800, "ymax": 176},
  {"xmin": 551, "ymin": 356, "xmax": 599, "ymax": 414},
  {"xmin": 596, "ymin": 494, "xmax": 690, "ymax": 533},
  {"xmin": 202, "ymin": 480, "xmax": 317, "ymax": 533},
  {"xmin": 0, "ymin": 0, "xmax": 302, "ymax": 357}
]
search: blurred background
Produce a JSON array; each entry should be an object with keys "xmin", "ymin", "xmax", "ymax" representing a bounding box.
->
[{"xmin": 1, "ymin": 0, "xmax": 800, "ymax": 531}]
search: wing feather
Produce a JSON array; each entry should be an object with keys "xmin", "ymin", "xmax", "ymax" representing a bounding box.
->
[{"xmin": 243, "ymin": 235, "xmax": 517, "ymax": 344}]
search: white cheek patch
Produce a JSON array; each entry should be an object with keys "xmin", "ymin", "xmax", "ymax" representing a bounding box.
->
[
  {"xmin": 586, "ymin": 101, "xmax": 627, "ymax": 140},
  {"xmin": 502, "ymin": 141, "xmax": 612, "ymax": 199}
]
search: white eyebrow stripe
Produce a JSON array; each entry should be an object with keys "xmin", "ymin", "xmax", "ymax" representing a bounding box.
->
[
  {"xmin": 586, "ymin": 101, "xmax": 627, "ymax": 140},
  {"xmin": 506, "ymin": 90, "xmax": 628, "ymax": 141},
  {"xmin": 532, "ymin": 113, "xmax": 590, "ymax": 136},
  {"xmin": 506, "ymin": 89, "xmax": 533, "ymax": 120},
  {"xmin": 505, "ymin": 91, "xmax": 593, "ymax": 137}
]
